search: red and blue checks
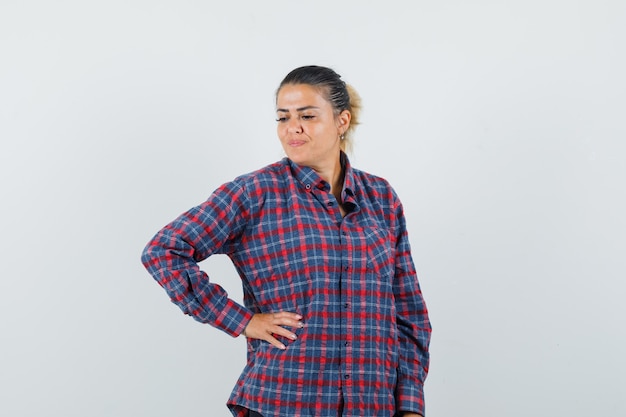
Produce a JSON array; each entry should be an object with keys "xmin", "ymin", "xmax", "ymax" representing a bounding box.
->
[{"xmin": 141, "ymin": 153, "xmax": 431, "ymax": 417}]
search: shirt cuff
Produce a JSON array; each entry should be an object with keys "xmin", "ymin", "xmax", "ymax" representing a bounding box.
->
[
  {"xmin": 396, "ymin": 378, "xmax": 426, "ymax": 416},
  {"xmin": 213, "ymin": 298, "xmax": 254, "ymax": 337}
]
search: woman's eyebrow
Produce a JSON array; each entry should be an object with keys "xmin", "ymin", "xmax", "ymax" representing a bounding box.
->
[{"xmin": 276, "ymin": 106, "xmax": 320, "ymax": 113}]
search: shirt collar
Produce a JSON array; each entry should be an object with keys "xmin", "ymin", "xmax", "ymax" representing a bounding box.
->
[
  {"xmin": 340, "ymin": 152, "xmax": 356, "ymax": 199},
  {"xmin": 285, "ymin": 151, "xmax": 357, "ymax": 198}
]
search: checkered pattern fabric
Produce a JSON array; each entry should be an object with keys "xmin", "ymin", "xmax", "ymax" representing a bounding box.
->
[{"xmin": 141, "ymin": 154, "xmax": 430, "ymax": 417}]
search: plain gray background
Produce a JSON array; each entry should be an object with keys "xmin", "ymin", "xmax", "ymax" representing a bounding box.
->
[{"xmin": 1, "ymin": 1, "xmax": 625, "ymax": 416}]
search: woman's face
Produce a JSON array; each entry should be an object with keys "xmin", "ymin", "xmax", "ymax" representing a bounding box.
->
[{"xmin": 276, "ymin": 84, "xmax": 349, "ymax": 170}]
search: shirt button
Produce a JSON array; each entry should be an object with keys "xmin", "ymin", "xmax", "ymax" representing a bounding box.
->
[
  {"xmin": 305, "ymin": 184, "xmax": 311, "ymax": 190},
  {"xmin": 344, "ymin": 374, "xmax": 350, "ymax": 379},
  {"xmin": 344, "ymin": 303, "xmax": 349, "ymax": 308},
  {"xmin": 327, "ymin": 201, "xmax": 334, "ymax": 206}
]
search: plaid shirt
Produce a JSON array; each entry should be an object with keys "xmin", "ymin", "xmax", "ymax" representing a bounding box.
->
[{"xmin": 141, "ymin": 153, "xmax": 431, "ymax": 417}]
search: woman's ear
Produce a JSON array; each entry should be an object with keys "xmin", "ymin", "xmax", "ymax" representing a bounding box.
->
[{"xmin": 338, "ymin": 110, "xmax": 351, "ymax": 133}]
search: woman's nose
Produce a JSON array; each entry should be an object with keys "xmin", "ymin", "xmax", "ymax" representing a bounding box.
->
[{"xmin": 287, "ymin": 118, "xmax": 302, "ymax": 133}]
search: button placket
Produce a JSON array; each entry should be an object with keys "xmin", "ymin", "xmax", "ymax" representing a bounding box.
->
[{"xmin": 338, "ymin": 224, "xmax": 354, "ymax": 387}]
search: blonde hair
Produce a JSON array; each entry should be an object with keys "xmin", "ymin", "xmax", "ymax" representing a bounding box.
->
[{"xmin": 341, "ymin": 83, "xmax": 361, "ymax": 153}]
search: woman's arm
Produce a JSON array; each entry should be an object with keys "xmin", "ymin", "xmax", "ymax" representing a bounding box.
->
[
  {"xmin": 392, "ymin": 195, "xmax": 432, "ymax": 416},
  {"xmin": 141, "ymin": 181, "xmax": 253, "ymax": 337}
]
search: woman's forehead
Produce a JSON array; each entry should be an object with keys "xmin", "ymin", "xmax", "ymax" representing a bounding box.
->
[{"xmin": 276, "ymin": 84, "xmax": 331, "ymax": 110}]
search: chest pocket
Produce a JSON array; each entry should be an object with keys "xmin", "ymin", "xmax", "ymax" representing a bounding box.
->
[{"xmin": 359, "ymin": 226, "xmax": 395, "ymax": 278}]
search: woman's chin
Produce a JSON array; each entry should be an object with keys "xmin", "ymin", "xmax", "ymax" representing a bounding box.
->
[{"xmin": 284, "ymin": 150, "xmax": 310, "ymax": 166}]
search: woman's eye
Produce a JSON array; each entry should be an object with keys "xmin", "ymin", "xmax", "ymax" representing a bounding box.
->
[
  {"xmin": 301, "ymin": 115, "xmax": 315, "ymax": 120},
  {"xmin": 276, "ymin": 117, "xmax": 287, "ymax": 122}
]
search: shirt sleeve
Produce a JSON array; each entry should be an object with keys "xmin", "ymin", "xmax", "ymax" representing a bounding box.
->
[
  {"xmin": 392, "ymin": 194, "xmax": 432, "ymax": 416},
  {"xmin": 141, "ymin": 180, "xmax": 253, "ymax": 337}
]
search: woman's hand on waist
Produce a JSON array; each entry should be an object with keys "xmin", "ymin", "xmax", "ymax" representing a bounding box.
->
[{"xmin": 243, "ymin": 312, "xmax": 304, "ymax": 350}]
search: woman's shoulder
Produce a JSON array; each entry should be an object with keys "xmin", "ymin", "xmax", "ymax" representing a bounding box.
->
[
  {"xmin": 204, "ymin": 159, "xmax": 289, "ymax": 213},
  {"xmin": 349, "ymin": 167, "xmax": 409, "ymax": 230},
  {"xmin": 230, "ymin": 158, "xmax": 289, "ymax": 187},
  {"xmin": 351, "ymin": 165, "xmax": 396, "ymax": 196}
]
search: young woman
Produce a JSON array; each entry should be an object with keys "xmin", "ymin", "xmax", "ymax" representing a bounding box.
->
[{"xmin": 142, "ymin": 65, "xmax": 431, "ymax": 417}]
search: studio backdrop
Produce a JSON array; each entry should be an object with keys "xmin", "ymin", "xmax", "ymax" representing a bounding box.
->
[{"xmin": 1, "ymin": 1, "xmax": 624, "ymax": 416}]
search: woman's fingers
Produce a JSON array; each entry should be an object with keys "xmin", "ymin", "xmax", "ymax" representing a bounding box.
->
[
  {"xmin": 264, "ymin": 333, "xmax": 287, "ymax": 350},
  {"xmin": 243, "ymin": 312, "xmax": 304, "ymax": 350},
  {"xmin": 272, "ymin": 311, "xmax": 304, "ymax": 328}
]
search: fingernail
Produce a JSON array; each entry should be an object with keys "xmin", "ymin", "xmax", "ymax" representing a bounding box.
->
[
  {"xmin": 279, "ymin": 344, "xmax": 286, "ymax": 350},
  {"xmin": 291, "ymin": 334, "xmax": 297, "ymax": 340},
  {"xmin": 295, "ymin": 314, "xmax": 302, "ymax": 319}
]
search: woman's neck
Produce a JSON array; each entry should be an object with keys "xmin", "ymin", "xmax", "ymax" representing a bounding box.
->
[{"xmin": 314, "ymin": 154, "xmax": 343, "ymax": 195}]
